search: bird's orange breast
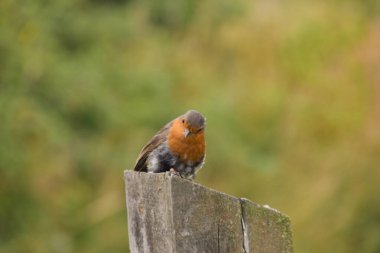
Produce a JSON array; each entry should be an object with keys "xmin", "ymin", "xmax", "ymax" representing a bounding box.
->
[{"xmin": 168, "ymin": 118, "xmax": 205, "ymax": 163}]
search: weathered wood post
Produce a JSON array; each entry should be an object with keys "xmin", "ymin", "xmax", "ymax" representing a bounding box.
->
[{"xmin": 124, "ymin": 171, "xmax": 293, "ymax": 253}]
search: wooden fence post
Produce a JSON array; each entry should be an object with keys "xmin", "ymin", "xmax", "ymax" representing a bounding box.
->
[{"xmin": 124, "ymin": 171, "xmax": 293, "ymax": 253}]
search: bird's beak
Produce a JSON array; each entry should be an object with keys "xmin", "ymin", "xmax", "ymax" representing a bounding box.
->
[{"xmin": 184, "ymin": 128, "xmax": 190, "ymax": 137}]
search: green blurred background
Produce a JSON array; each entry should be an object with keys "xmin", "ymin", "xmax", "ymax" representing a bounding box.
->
[{"xmin": 1, "ymin": 0, "xmax": 380, "ymax": 252}]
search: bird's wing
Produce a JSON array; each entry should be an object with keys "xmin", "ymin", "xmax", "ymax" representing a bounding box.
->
[{"xmin": 133, "ymin": 120, "xmax": 173, "ymax": 172}]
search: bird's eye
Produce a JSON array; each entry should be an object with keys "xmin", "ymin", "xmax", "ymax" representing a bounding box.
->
[{"xmin": 182, "ymin": 119, "xmax": 185, "ymax": 124}]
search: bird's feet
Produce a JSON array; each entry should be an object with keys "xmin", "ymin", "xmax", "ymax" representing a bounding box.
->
[
  {"xmin": 169, "ymin": 168, "xmax": 181, "ymax": 177},
  {"xmin": 169, "ymin": 168, "xmax": 195, "ymax": 180}
]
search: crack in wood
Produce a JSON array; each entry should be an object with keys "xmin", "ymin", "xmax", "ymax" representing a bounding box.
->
[{"xmin": 240, "ymin": 198, "xmax": 249, "ymax": 253}]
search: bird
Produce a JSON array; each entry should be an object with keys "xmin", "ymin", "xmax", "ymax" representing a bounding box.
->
[{"xmin": 133, "ymin": 110, "xmax": 206, "ymax": 180}]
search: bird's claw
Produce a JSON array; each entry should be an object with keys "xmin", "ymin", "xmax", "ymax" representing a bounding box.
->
[
  {"xmin": 169, "ymin": 168, "xmax": 194, "ymax": 180},
  {"xmin": 169, "ymin": 168, "xmax": 181, "ymax": 177}
]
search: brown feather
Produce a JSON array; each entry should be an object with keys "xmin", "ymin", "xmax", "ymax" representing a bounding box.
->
[{"xmin": 133, "ymin": 121, "xmax": 172, "ymax": 172}]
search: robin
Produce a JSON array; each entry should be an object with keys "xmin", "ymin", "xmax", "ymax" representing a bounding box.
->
[{"xmin": 134, "ymin": 110, "xmax": 206, "ymax": 180}]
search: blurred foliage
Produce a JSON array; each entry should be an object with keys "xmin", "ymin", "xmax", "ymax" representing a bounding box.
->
[{"xmin": 1, "ymin": 0, "xmax": 380, "ymax": 252}]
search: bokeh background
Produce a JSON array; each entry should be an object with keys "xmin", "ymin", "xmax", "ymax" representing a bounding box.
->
[{"xmin": 1, "ymin": 0, "xmax": 380, "ymax": 252}]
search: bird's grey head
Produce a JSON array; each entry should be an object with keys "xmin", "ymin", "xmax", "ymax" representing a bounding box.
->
[{"xmin": 182, "ymin": 110, "xmax": 206, "ymax": 135}]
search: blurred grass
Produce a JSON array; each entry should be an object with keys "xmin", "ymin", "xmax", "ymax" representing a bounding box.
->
[{"xmin": 1, "ymin": 0, "xmax": 380, "ymax": 252}]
